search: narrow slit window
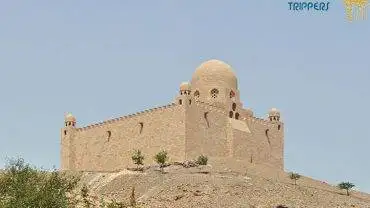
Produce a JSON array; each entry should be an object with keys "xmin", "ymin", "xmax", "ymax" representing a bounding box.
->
[
  {"xmin": 204, "ymin": 112, "xmax": 210, "ymax": 127},
  {"xmin": 107, "ymin": 131, "xmax": 111, "ymax": 140},
  {"xmin": 139, "ymin": 122, "xmax": 144, "ymax": 134}
]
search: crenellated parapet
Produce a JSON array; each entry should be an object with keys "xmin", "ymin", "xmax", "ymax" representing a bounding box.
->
[
  {"xmin": 76, "ymin": 103, "xmax": 177, "ymax": 131},
  {"xmin": 246, "ymin": 115, "xmax": 282, "ymax": 128}
]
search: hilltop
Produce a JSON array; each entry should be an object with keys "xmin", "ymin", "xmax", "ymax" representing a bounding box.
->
[{"xmin": 74, "ymin": 159, "xmax": 370, "ymax": 208}]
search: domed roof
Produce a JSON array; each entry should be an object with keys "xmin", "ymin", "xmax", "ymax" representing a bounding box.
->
[
  {"xmin": 191, "ymin": 59, "xmax": 238, "ymax": 89},
  {"xmin": 269, "ymin": 108, "xmax": 279, "ymax": 112},
  {"xmin": 65, "ymin": 113, "xmax": 76, "ymax": 122},
  {"xmin": 179, "ymin": 82, "xmax": 191, "ymax": 91},
  {"xmin": 245, "ymin": 108, "xmax": 254, "ymax": 117},
  {"xmin": 268, "ymin": 108, "xmax": 280, "ymax": 116}
]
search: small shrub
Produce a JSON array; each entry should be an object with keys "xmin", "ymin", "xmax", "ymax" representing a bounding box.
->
[
  {"xmin": 154, "ymin": 150, "xmax": 169, "ymax": 173},
  {"xmin": 289, "ymin": 172, "xmax": 301, "ymax": 185},
  {"xmin": 105, "ymin": 199, "xmax": 127, "ymax": 208},
  {"xmin": 131, "ymin": 149, "xmax": 144, "ymax": 169},
  {"xmin": 81, "ymin": 184, "xmax": 93, "ymax": 207},
  {"xmin": 130, "ymin": 186, "xmax": 136, "ymax": 206},
  {"xmin": 338, "ymin": 182, "xmax": 355, "ymax": 196},
  {"xmin": 196, "ymin": 155, "xmax": 208, "ymax": 165}
]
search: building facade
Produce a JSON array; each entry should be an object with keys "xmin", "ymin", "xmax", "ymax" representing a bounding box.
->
[{"xmin": 61, "ymin": 59, "xmax": 284, "ymax": 172}]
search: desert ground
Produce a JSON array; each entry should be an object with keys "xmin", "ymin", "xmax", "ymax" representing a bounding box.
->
[{"xmin": 74, "ymin": 159, "xmax": 370, "ymax": 208}]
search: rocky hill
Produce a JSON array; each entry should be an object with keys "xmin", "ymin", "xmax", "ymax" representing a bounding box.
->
[{"xmin": 74, "ymin": 159, "xmax": 370, "ymax": 208}]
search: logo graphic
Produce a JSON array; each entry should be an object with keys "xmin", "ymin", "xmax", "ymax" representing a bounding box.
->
[{"xmin": 344, "ymin": 0, "xmax": 369, "ymax": 21}]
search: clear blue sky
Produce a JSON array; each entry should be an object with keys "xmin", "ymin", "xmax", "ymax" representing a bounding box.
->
[{"xmin": 0, "ymin": 1, "xmax": 369, "ymax": 192}]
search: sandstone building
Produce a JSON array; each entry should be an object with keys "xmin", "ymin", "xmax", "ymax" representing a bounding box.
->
[{"xmin": 61, "ymin": 59, "xmax": 284, "ymax": 171}]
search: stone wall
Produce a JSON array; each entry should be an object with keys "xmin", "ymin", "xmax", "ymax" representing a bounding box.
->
[
  {"xmin": 61, "ymin": 101, "xmax": 284, "ymax": 171},
  {"xmin": 239, "ymin": 117, "xmax": 284, "ymax": 170},
  {"xmin": 61, "ymin": 104, "xmax": 186, "ymax": 171},
  {"xmin": 183, "ymin": 100, "xmax": 284, "ymax": 170},
  {"xmin": 185, "ymin": 101, "xmax": 232, "ymax": 160}
]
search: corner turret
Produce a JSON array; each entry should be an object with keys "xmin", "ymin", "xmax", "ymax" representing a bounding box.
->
[
  {"xmin": 61, "ymin": 112, "xmax": 77, "ymax": 170},
  {"xmin": 268, "ymin": 108, "xmax": 281, "ymax": 122},
  {"xmin": 176, "ymin": 82, "xmax": 192, "ymax": 106},
  {"xmin": 244, "ymin": 108, "xmax": 254, "ymax": 117},
  {"xmin": 179, "ymin": 82, "xmax": 191, "ymax": 95},
  {"xmin": 64, "ymin": 113, "xmax": 76, "ymax": 127}
]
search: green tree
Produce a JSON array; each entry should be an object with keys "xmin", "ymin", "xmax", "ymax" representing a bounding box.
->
[
  {"xmin": 289, "ymin": 172, "xmax": 301, "ymax": 185},
  {"xmin": 154, "ymin": 150, "xmax": 169, "ymax": 173},
  {"xmin": 196, "ymin": 155, "xmax": 208, "ymax": 165},
  {"xmin": 131, "ymin": 150, "xmax": 145, "ymax": 169},
  {"xmin": 0, "ymin": 157, "xmax": 80, "ymax": 208},
  {"xmin": 338, "ymin": 182, "xmax": 355, "ymax": 196}
]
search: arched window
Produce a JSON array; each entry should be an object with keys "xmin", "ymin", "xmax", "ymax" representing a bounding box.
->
[
  {"xmin": 232, "ymin": 103, "xmax": 236, "ymax": 111},
  {"xmin": 189, "ymin": 99, "xmax": 192, "ymax": 105},
  {"xmin": 235, "ymin": 113, "xmax": 240, "ymax": 120},
  {"xmin": 210, "ymin": 88, "xmax": 219, "ymax": 98},
  {"xmin": 229, "ymin": 111, "xmax": 233, "ymax": 118},
  {"xmin": 179, "ymin": 99, "xmax": 182, "ymax": 105},
  {"xmin": 230, "ymin": 90, "xmax": 235, "ymax": 98},
  {"xmin": 194, "ymin": 90, "xmax": 200, "ymax": 98}
]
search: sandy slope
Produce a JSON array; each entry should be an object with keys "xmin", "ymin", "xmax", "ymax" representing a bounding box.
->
[{"xmin": 78, "ymin": 161, "xmax": 370, "ymax": 208}]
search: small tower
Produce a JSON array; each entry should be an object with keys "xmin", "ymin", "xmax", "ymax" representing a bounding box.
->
[
  {"xmin": 268, "ymin": 108, "xmax": 281, "ymax": 122},
  {"xmin": 64, "ymin": 113, "xmax": 76, "ymax": 128},
  {"xmin": 177, "ymin": 82, "xmax": 192, "ymax": 106},
  {"xmin": 245, "ymin": 108, "xmax": 254, "ymax": 117},
  {"xmin": 61, "ymin": 112, "xmax": 77, "ymax": 170}
]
